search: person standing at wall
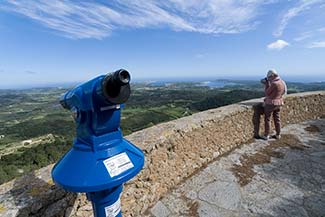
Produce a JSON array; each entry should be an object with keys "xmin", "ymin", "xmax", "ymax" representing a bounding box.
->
[{"xmin": 253, "ymin": 69, "xmax": 287, "ymax": 140}]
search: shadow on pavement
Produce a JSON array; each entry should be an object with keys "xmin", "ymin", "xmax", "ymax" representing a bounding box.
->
[{"xmin": 253, "ymin": 119, "xmax": 325, "ymax": 217}]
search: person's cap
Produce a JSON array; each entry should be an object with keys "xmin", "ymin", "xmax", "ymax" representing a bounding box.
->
[{"xmin": 267, "ymin": 69, "xmax": 278, "ymax": 78}]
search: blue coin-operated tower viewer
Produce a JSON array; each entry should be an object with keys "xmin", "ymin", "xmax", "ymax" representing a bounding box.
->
[{"xmin": 52, "ymin": 69, "xmax": 144, "ymax": 217}]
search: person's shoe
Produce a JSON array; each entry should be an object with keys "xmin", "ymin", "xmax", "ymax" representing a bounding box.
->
[
  {"xmin": 271, "ymin": 134, "xmax": 281, "ymax": 140},
  {"xmin": 261, "ymin": 135, "xmax": 270, "ymax": 141},
  {"xmin": 254, "ymin": 135, "xmax": 263, "ymax": 140}
]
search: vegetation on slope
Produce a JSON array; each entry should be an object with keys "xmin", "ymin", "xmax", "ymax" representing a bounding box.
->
[{"xmin": 0, "ymin": 80, "xmax": 324, "ymax": 184}]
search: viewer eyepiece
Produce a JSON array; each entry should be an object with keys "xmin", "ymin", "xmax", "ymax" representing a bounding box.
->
[
  {"xmin": 102, "ymin": 69, "xmax": 131, "ymax": 104},
  {"xmin": 117, "ymin": 70, "xmax": 130, "ymax": 85}
]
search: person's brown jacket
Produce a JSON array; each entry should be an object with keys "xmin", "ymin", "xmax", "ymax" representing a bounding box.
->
[{"xmin": 264, "ymin": 77, "xmax": 285, "ymax": 105}]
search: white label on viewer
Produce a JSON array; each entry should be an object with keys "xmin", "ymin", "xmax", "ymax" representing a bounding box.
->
[
  {"xmin": 103, "ymin": 152, "xmax": 134, "ymax": 177},
  {"xmin": 105, "ymin": 198, "xmax": 121, "ymax": 217}
]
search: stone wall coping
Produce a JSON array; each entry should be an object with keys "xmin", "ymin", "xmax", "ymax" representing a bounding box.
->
[{"xmin": 126, "ymin": 91, "xmax": 325, "ymax": 153}]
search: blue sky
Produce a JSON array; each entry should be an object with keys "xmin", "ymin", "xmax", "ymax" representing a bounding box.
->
[{"xmin": 1, "ymin": 0, "xmax": 325, "ymax": 88}]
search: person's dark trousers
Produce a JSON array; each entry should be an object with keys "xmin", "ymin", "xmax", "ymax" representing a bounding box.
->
[
  {"xmin": 264, "ymin": 104, "xmax": 281, "ymax": 136},
  {"xmin": 253, "ymin": 103, "xmax": 281, "ymax": 137},
  {"xmin": 253, "ymin": 103, "xmax": 264, "ymax": 137}
]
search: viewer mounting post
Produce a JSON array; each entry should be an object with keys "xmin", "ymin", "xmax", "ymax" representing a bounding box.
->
[{"xmin": 52, "ymin": 69, "xmax": 144, "ymax": 217}]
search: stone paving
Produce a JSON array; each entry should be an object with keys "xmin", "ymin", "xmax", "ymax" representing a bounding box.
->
[{"xmin": 149, "ymin": 119, "xmax": 325, "ymax": 217}]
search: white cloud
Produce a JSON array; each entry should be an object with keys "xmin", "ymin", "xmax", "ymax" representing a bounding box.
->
[
  {"xmin": 274, "ymin": 0, "xmax": 324, "ymax": 37},
  {"xmin": 267, "ymin": 40, "xmax": 289, "ymax": 50},
  {"xmin": 307, "ymin": 41, "xmax": 325, "ymax": 48},
  {"xmin": 294, "ymin": 31, "xmax": 313, "ymax": 42},
  {"xmin": 1, "ymin": 0, "xmax": 276, "ymax": 39},
  {"xmin": 294, "ymin": 27, "xmax": 325, "ymax": 42},
  {"xmin": 195, "ymin": 53, "xmax": 206, "ymax": 59},
  {"xmin": 25, "ymin": 70, "xmax": 38, "ymax": 74}
]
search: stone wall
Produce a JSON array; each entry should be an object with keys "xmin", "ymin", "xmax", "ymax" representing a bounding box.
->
[{"xmin": 0, "ymin": 91, "xmax": 324, "ymax": 217}]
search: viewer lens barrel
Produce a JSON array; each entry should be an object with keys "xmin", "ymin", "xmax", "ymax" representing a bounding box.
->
[{"xmin": 102, "ymin": 69, "xmax": 131, "ymax": 104}]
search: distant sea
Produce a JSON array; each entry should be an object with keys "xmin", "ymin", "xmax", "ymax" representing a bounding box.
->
[
  {"xmin": 1, "ymin": 75, "xmax": 324, "ymax": 90},
  {"xmin": 133, "ymin": 75, "xmax": 325, "ymax": 88},
  {"xmin": 133, "ymin": 75, "xmax": 325, "ymax": 83},
  {"xmin": 0, "ymin": 82, "xmax": 80, "ymax": 90}
]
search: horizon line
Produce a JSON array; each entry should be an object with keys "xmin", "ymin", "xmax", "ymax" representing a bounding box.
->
[{"xmin": 1, "ymin": 75, "xmax": 325, "ymax": 90}]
